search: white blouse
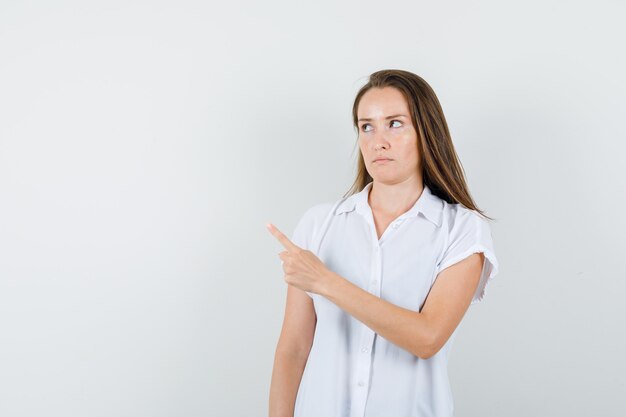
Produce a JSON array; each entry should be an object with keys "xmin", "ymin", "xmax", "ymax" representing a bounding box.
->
[{"xmin": 289, "ymin": 181, "xmax": 499, "ymax": 417}]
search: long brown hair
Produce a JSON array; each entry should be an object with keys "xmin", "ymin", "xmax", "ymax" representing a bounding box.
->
[{"xmin": 345, "ymin": 69, "xmax": 495, "ymax": 221}]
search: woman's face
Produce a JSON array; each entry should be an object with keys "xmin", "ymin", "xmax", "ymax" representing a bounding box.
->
[{"xmin": 357, "ymin": 86, "xmax": 420, "ymax": 185}]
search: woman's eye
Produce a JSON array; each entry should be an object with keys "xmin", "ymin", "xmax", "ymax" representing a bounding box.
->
[{"xmin": 361, "ymin": 120, "xmax": 401, "ymax": 131}]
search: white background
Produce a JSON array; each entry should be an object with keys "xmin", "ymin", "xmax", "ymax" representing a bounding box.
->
[{"xmin": 1, "ymin": 1, "xmax": 625, "ymax": 416}]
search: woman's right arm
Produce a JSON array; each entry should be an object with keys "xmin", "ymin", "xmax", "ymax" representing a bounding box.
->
[{"xmin": 269, "ymin": 285, "xmax": 317, "ymax": 417}]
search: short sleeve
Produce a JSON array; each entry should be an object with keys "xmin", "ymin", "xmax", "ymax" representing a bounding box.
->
[
  {"xmin": 435, "ymin": 209, "xmax": 500, "ymax": 305},
  {"xmin": 289, "ymin": 205, "xmax": 323, "ymax": 299},
  {"xmin": 291, "ymin": 208, "xmax": 313, "ymax": 252}
]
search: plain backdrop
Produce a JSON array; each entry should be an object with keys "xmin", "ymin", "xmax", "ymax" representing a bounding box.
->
[{"xmin": 1, "ymin": 1, "xmax": 625, "ymax": 416}]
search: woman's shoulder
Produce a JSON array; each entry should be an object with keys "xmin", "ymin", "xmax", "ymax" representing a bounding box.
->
[
  {"xmin": 291, "ymin": 200, "xmax": 338, "ymax": 251},
  {"xmin": 299, "ymin": 201, "xmax": 337, "ymax": 221},
  {"xmin": 440, "ymin": 200, "xmax": 490, "ymax": 232}
]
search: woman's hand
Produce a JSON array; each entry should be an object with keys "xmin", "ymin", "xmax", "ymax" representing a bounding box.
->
[{"xmin": 266, "ymin": 222, "xmax": 335, "ymax": 295}]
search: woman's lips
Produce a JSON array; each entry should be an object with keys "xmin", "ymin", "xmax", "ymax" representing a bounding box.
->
[{"xmin": 373, "ymin": 158, "xmax": 392, "ymax": 163}]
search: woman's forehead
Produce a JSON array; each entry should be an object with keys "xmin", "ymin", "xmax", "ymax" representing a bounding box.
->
[{"xmin": 358, "ymin": 87, "xmax": 409, "ymax": 118}]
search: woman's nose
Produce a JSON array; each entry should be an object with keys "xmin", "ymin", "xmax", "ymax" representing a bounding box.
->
[{"xmin": 373, "ymin": 133, "xmax": 389, "ymax": 149}]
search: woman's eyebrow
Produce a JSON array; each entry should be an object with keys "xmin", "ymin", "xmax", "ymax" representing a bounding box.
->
[{"xmin": 358, "ymin": 114, "xmax": 408, "ymax": 122}]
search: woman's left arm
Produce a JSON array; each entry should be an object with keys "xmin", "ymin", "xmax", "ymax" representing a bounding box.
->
[
  {"xmin": 319, "ymin": 252, "xmax": 484, "ymax": 360},
  {"xmin": 267, "ymin": 222, "xmax": 484, "ymax": 360}
]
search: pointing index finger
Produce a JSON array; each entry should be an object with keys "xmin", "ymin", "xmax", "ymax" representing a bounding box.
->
[{"xmin": 266, "ymin": 223, "xmax": 300, "ymax": 252}]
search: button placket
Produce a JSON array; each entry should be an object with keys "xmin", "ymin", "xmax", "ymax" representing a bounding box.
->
[
  {"xmin": 353, "ymin": 333, "xmax": 372, "ymax": 413},
  {"xmin": 371, "ymin": 237, "xmax": 382, "ymax": 295},
  {"xmin": 351, "ymin": 239, "xmax": 381, "ymax": 417}
]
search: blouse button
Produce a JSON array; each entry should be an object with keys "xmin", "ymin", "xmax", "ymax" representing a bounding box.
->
[
  {"xmin": 358, "ymin": 380, "xmax": 365, "ymax": 387},
  {"xmin": 361, "ymin": 347, "xmax": 369, "ymax": 353}
]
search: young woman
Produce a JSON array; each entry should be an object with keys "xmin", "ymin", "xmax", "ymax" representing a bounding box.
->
[{"xmin": 267, "ymin": 69, "xmax": 500, "ymax": 417}]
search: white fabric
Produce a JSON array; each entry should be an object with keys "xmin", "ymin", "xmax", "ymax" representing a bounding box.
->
[{"xmin": 289, "ymin": 181, "xmax": 500, "ymax": 417}]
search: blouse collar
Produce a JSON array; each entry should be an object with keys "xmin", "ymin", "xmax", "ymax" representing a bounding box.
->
[{"xmin": 335, "ymin": 181, "xmax": 443, "ymax": 227}]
